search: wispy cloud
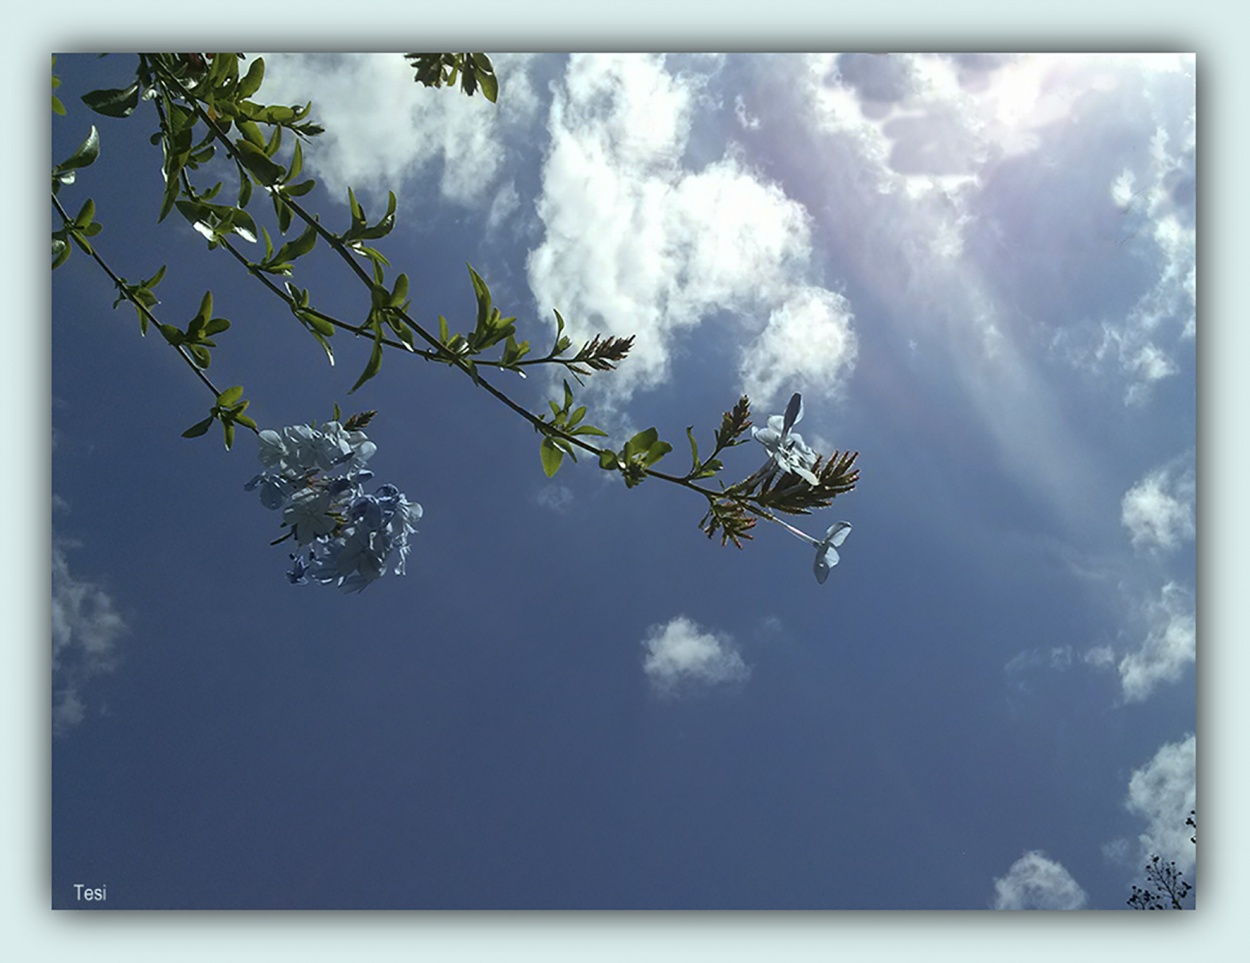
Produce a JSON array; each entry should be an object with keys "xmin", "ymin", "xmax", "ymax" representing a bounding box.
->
[
  {"xmin": 641, "ymin": 615, "xmax": 749, "ymax": 695},
  {"xmin": 991, "ymin": 851, "xmax": 1088, "ymax": 909},
  {"xmin": 1121, "ymin": 461, "xmax": 1195, "ymax": 552},
  {"xmin": 1118, "ymin": 582, "xmax": 1195, "ymax": 703},
  {"xmin": 51, "ymin": 542, "xmax": 127, "ymax": 736},
  {"xmin": 536, "ymin": 483, "xmax": 573, "ymax": 512},
  {"xmin": 527, "ymin": 54, "xmax": 854, "ymax": 410}
]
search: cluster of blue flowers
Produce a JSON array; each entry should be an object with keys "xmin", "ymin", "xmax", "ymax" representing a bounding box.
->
[
  {"xmin": 754, "ymin": 393, "xmax": 851, "ymax": 584},
  {"xmin": 245, "ymin": 422, "xmax": 422, "ymax": 592}
]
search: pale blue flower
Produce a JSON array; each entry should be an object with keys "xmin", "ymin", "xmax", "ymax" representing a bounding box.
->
[
  {"xmin": 282, "ymin": 486, "xmax": 338, "ymax": 544},
  {"xmin": 812, "ymin": 521, "xmax": 851, "ymax": 584},
  {"xmin": 753, "ymin": 392, "xmax": 819, "ymax": 486},
  {"xmin": 244, "ymin": 471, "xmax": 294, "ymax": 510},
  {"xmin": 769, "ymin": 513, "xmax": 851, "ymax": 584}
]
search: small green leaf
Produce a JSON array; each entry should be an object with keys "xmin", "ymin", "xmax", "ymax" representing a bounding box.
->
[
  {"xmin": 644, "ymin": 440, "xmax": 672, "ymax": 467},
  {"xmin": 235, "ymin": 139, "xmax": 286, "ymax": 186},
  {"xmin": 391, "ymin": 273, "xmax": 409, "ymax": 306},
  {"xmin": 182, "ymin": 415, "xmax": 214, "ymax": 438},
  {"xmin": 599, "ymin": 450, "xmax": 620, "ymax": 470},
  {"xmin": 216, "ymin": 385, "xmax": 244, "ymax": 407},
  {"xmin": 349, "ymin": 337, "xmax": 384, "ymax": 393},
  {"xmin": 686, "ymin": 426, "xmax": 700, "ymax": 471},
  {"xmin": 81, "ymin": 83, "xmax": 139, "ymax": 118},
  {"xmin": 194, "ymin": 290, "xmax": 213, "ymax": 325},
  {"xmin": 57, "ymin": 125, "xmax": 100, "ymax": 171},
  {"xmin": 540, "ymin": 438, "xmax": 564, "ymax": 477},
  {"xmin": 624, "ymin": 427, "xmax": 659, "ymax": 461},
  {"xmin": 73, "ymin": 198, "xmax": 96, "ymax": 229},
  {"xmin": 238, "ymin": 57, "xmax": 265, "ymax": 99}
]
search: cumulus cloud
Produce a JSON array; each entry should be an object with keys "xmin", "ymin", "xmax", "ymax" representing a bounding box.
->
[
  {"xmin": 1121, "ymin": 462, "xmax": 1195, "ymax": 552},
  {"xmin": 992, "ymin": 851, "xmax": 1088, "ymax": 909},
  {"xmin": 257, "ymin": 53, "xmax": 539, "ymax": 206},
  {"xmin": 641, "ymin": 615, "xmax": 749, "ymax": 695},
  {"xmin": 527, "ymin": 53, "xmax": 852, "ymax": 409},
  {"xmin": 52, "ymin": 542, "xmax": 126, "ymax": 736},
  {"xmin": 740, "ymin": 287, "xmax": 857, "ymax": 405},
  {"xmin": 1123, "ymin": 734, "xmax": 1196, "ymax": 873},
  {"xmin": 1118, "ymin": 582, "xmax": 1195, "ymax": 703}
]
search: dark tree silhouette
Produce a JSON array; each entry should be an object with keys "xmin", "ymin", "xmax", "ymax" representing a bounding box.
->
[{"xmin": 1127, "ymin": 811, "xmax": 1196, "ymax": 910}]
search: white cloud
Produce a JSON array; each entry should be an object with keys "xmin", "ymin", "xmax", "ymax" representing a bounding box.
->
[
  {"xmin": 1118, "ymin": 582, "xmax": 1195, "ymax": 703},
  {"xmin": 52, "ymin": 542, "xmax": 126, "ymax": 736},
  {"xmin": 740, "ymin": 287, "xmax": 857, "ymax": 405},
  {"xmin": 257, "ymin": 53, "xmax": 538, "ymax": 207},
  {"xmin": 1121, "ymin": 462, "xmax": 1195, "ymax": 552},
  {"xmin": 991, "ymin": 851, "xmax": 1088, "ymax": 909},
  {"xmin": 527, "ymin": 54, "xmax": 852, "ymax": 409},
  {"xmin": 1123, "ymin": 734, "xmax": 1196, "ymax": 874},
  {"xmin": 642, "ymin": 615, "xmax": 749, "ymax": 695}
]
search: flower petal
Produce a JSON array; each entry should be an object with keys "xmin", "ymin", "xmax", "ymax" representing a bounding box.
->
[{"xmin": 824, "ymin": 521, "xmax": 852, "ymax": 547}]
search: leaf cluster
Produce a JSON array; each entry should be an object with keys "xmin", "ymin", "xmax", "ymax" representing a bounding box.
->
[
  {"xmin": 156, "ymin": 290, "xmax": 231, "ymax": 369},
  {"xmin": 405, "ymin": 53, "xmax": 498, "ymax": 103},
  {"xmin": 182, "ymin": 384, "xmax": 256, "ymax": 450},
  {"xmin": 537, "ymin": 380, "xmax": 609, "ymax": 477},
  {"xmin": 598, "ymin": 427, "xmax": 672, "ymax": 488}
]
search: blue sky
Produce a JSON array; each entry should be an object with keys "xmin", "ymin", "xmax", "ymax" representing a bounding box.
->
[{"xmin": 47, "ymin": 51, "xmax": 1199, "ymax": 914}]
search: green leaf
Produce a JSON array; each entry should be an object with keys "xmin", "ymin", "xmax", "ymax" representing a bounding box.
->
[
  {"xmin": 540, "ymin": 438, "xmax": 564, "ymax": 477},
  {"xmin": 624, "ymin": 427, "xmax": 658, "ymax": 461},
  {"xmin": 51, "ymin": 237, "xmax": 70, "ymax": 269},
  {"xmin": 349, "ymin": 337, "xmax": 384, "ymax": 393},
  {"xmin": 57, "ymin": 125, "xmax": 100, "ymax": 171},
  {"xmin": 356, "ymin": 191, "xmax": 397, "ymax": 240},
  {"xmin": 230, "ymin": 208, "xmax": 258, "ymax": 243},
  {"xmin": 158, "ymin": 171, "xmax": 181, "ymax": 222},
  {"xmin": 391, "ymin": 273, "xmax": 409, "ymax": 306},
  {"xmin": 235, "ymin": 139, "xmax": 286, "ymax": 186},
  {"xmin": 644, "ymin": 440, "xmax": 672, "ymax": 467},
  {"xmin": 194, "ymin": 290, "xmax": 213, "ymax": 325},
  {"xmin": 73, "ymin": 198, "xmax": 96, "ymax": 229},
  {"xmin": 222, "ymin": 419, "xmax": 236, "ymax": 450},
  {"xmin": 277, "ymin": 221, "xmax": 318, "ymax": 261},
  {"xmin": 237, "ymin": 118, "xmax": 266, "ymax": 149},
  {"xmin": 182, "ymin": 415, "xmax": 215, "ymax": 438},
  {"xmin": 599, "ymin": 450, "xmax": 620, "ymax": 470},
  {"xmin": 238, "ymin": 57, "xmax": 265, "ymax": 99},
  {"xmin": 282, "ymin": 178, "xmax": 315, "ymax": 198},
  {"xmin": 686, "ymin": 426, "xmax": 700, "ymax": 471},
  {"xmin": 572, "ymin": 425, "xmax": 608, "ymax": 437},
  {"xmin": 216, "ymin": 385, "xmax": 244, "ymax": 407},
  {"xmin": 473, "ymin": 54, "xmax": 499, "ymax": 103},
  {"xmin": 81, "ymin": 83, "xmax": 139, "ymax": 118},
  {"xmin": 467, "ymin": 263, "xmax": 491, "ymax": 330}
]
